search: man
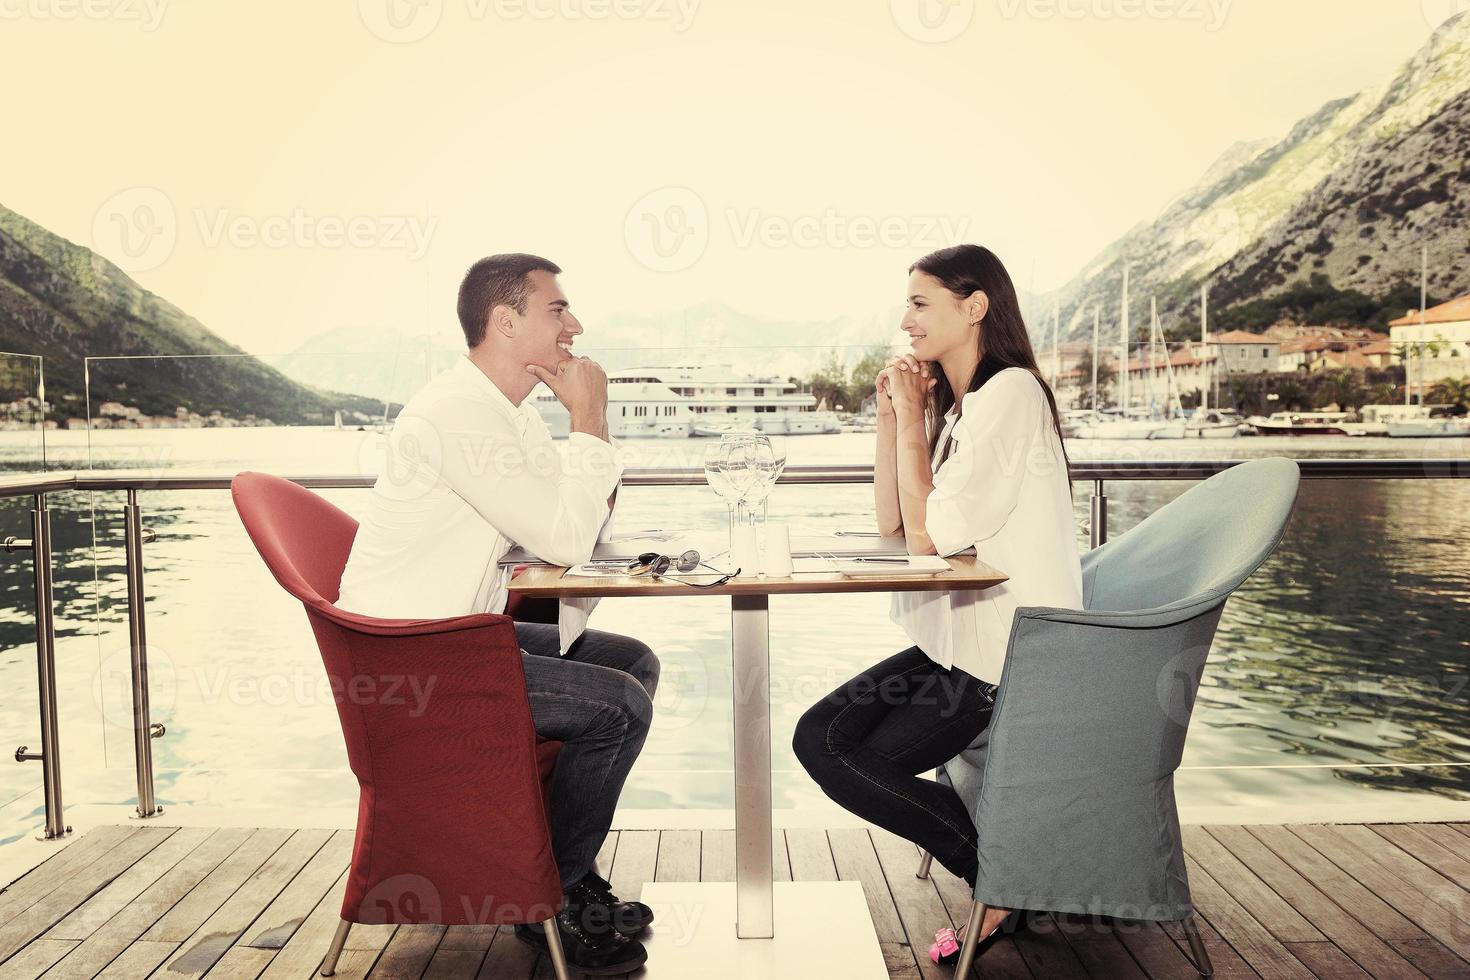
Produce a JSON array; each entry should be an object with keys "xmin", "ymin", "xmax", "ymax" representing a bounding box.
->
[{"xmin": 336, "ymin": 254, "xmax": 658, "ymax": 975}]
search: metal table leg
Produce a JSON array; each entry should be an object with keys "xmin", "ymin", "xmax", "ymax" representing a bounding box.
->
[{"xmin": 730, "ymin": 593, "xmax": 773, "ymax": 939}]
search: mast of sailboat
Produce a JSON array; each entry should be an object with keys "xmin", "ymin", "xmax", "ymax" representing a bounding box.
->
[
  {"xmin": 1200, "ymin": 284, "xmax": 1209, "ymax": 414},
  {"xmin": 1119, "ymin": 264, "xmax": 1131, "ymax": 416},
  {"xmin": 1051, "ymin": 301, "xmax": 1060, "ymax": 390},
  {"xmin": 1090, "ymin": 305, "xmax": 1101, "ymax": 416},
  {"xmin": 1156, "ymin": 299, "xmax": 1184, "ymax": 418},
  {"xmin": 1414, "ymin": 245, "xmax": 1427, "ymax": 407},
  {"xmin": 1147, "ymin": 296, "xmax": 1159, "ymax": 418}
]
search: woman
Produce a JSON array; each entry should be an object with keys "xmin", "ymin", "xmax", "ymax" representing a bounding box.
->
[{"xmin": 792, "ymin": 244, "xmax": 1083, "ymax": 958}]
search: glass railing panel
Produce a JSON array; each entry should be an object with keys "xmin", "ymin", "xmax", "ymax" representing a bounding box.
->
[
  {"xmin": 0, "ymin": 352, "xmax": 49, "ymax": 827},
  {"xmin": 25, "ymin": 347, "xmax": 1461, "ymax": 823}
]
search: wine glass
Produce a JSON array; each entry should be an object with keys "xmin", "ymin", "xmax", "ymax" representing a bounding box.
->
[
  {"xmin": 703, "ymin": 440, "xmax": 737, "ymax": 539},
  {"xmin": 721, "ymin": 433, "xmax": 763, "ymax": 520}
]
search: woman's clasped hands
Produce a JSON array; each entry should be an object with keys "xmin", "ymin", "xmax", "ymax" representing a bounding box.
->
[{"xmin": 877, "ymin": 354, "xmax": 936, "ymax": 420}]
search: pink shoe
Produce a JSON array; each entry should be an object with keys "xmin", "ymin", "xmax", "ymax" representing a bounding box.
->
[{"xmin": 929, "ymin": 925, "xmax": 962, "ymax": 965}]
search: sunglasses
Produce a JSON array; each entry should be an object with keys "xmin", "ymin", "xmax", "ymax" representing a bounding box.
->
[{"xmin": 627, "ymin": 550, "xmax": 737, "ymax": 588}]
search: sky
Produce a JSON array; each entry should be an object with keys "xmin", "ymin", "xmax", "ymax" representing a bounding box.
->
[{"xmin": 1, "ymin": 0, "xmax": 1462, "ymax": 357}]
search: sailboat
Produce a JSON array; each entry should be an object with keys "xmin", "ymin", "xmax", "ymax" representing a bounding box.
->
[
  {"xmin": 1184, "ymin": 284, "xmax": 1241, "ymax": 438},
  {"xmin": 1071, "ymin": 268, "xmax": 1186, "ymax": 440}
]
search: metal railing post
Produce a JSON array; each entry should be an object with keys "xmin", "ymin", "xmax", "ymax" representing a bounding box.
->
[
  {"xmin": 29, "ymin": 492, "xmax": 68, "ymax": 839},
  {"xmin": 125, "ymin": 490, "xmax": 164, "ymax": 818},
  {"xmin": 1090, "ymin": 479, "xmax": 1108, "ymax": 549}
]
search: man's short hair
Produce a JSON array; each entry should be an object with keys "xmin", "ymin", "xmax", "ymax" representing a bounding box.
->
[{"xmin": 456, "ymin": 253, "xmax": 563, "ymax": 347}]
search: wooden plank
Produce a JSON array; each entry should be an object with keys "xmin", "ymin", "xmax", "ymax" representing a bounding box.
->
[
  {"xmin": 1183, "ymin": 855, "xmax": 1314, "ymax": 980},
  {"xmin": 1285, "ymin": 941, "xmax": 1375, "ymax": 979},
  {"xmin": 604, "ymin": 830, "xmax": 659, "ymax": 980},
  {"xmin": 594, "ymin": 832, "xmax": 618, "ymax": 884},
  {"xmin": 91, "ymin": 941, "xmax": 177, "ymax": 980},
  {"xmin": 699, "ymin": 831, "xmax": 732, "ymax": 883},
  {"xmin": 1247, "ymin": 825, "xmax": 1425, "ymax": 942},
  {"xmin": 436, "ymin": 926, "xmax": 497, "ymax": 952},
  {"xmin": 421, "ymin": 946, "xmax": 488, "ymax": 979},
  {"xmin": 0, "ymin": 827, "xmax": 175, "ymax": 963},
  {"xmin": 44, "ymin": 827, "xmax": 256, "ymax": 980},
  {"xmin": 0, "ymin": 939, "xmax": 78, "ymax": 979},
  {"xmin": 784, "ymin": 829, "xmax": 837, "ymax": 882},
  {"xmin": 857, "ymin": 830, "xmax": 945, "ymax": 980},
  {"xmin": 1158, "ymin": 913, "xmax": 1262, "ymax": 980},
  {"xmin": 1340, "ymin": 825, "xmax": 1470, "ymax": 917},
  {"xmin": 827, "ymin": 830, "xmax": 907, "ymax": 948},
  {"xmin": 879, "ymin": 942, "xmax": 922, "ymax": 979},
  {"xmin": 328, "ymin": 948, "xmax": 387, "ymax": 980},
  {"xmin": 1205, "ymin": 825, "xmax": 1424, "ymax": 980},
  {"xmin": 198, "ymin": 944, "xmax": 275, "ymax": 979},
  {"xmin": 653, "ymin": 832, "xmax": 700, "ymax": 884},
  {"xmin": 1289, "ymin": 825, "xmax": 1470, "ymax": 964},
  {"xmin": 1057, "ymin": 924, "xmax": 1148, "ymax": 980},
  {"xmin": 154, "ymin": 829, "xmax": 332, "ymax": 979},
  {"xmin": 1183, "ymin": 827, "xmax": 1323, "ymax": 943},
  {"xmin": 696, "ymin": 830, "xmax": 792, "ymax": 885},
  {"xmin": 1006, "ymin": 914, "xmax": 1092, "ymax": 980},
  {"xmin": 241, "ymin": 831, "xmax": 354, "ymax": 950},
  {"xmin": 925, "ymin": 850, "xmax": 1033, "ymax": 980},
  {"xmin": 0, "ymin": 827, "xmax": 136, "ymax": 927},
  {"xmin": 1387, "ymin": 939, "xmax": 1470, "ymax": 980},
  {"xmin": 1112, "ymin": 921, "xmax": 1215, "ymax": 980},
  {"xmin": 256, "ymin": 870, "xmax": 353, "ymax": 980},
  {"xmin": 1340, "ymin": 828, "xmax": 1470, "ymax": 910},
  {"xmin": 474, "ymin": 927, "xmax": 538, "ymax": 980},
  {"xmin": 45, "ymin": 828, "xmax": 213, "ymax": 941},
  {"xmin": 142, "ymin": 829, "xmax": 293, "ymax": 943},
  {"xmin": 367, "ymin": 924, "xmax": 445, "ymax": 979},
  {"xmin": 606, "ymin": 831, "xmax": 658, "ymax": 905}
]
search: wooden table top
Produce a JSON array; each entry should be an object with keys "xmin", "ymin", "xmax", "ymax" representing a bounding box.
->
[{"xmin": 506, "ymin": 556, "xmax": 1008, "ymax": 598}]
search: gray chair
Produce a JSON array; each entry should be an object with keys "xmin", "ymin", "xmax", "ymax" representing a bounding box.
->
[{"xmin": 918, "ymin": 457, "xmax": 1300, "ymax": 978}]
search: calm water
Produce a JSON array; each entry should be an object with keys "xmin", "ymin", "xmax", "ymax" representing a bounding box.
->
[{"xmin": 0, "ymin": 426, "xmax": 1466, "ymax": 832}]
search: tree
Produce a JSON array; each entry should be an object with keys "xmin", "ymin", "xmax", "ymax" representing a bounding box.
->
[
  {"xmin": 1314, "ymin": 370, "xmax": 1367, "ymax": 412},
  {"xmin": 1428, "ymin": 376, "xmax": 1470, "ymax": 413},
  {"xmin": 846, "ymin": 345, "xmax": 894, "ymax": 411},
  {"xmin": 807, "ymin": 350, "xmax": 848, "ymax": 411},
  {"xmin": 1071, "ymin": 349, "xmax": 1116, "ymax": 410}
]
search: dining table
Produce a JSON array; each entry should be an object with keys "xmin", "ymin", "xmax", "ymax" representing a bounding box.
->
[{"xmin": 507, "ymin": 537, "xmax": 1008, "ymax": 979}]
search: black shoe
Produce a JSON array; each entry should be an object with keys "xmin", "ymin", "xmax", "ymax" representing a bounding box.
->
[
  {"xmin": 566, "ymin": 870, "xmax": 655, "ymax": 937},
  {"xmin": 515, "ymin": 906, "xmax": 648, "ymax": 976}
]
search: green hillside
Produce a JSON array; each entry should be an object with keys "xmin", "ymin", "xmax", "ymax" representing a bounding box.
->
[{"xmin": 0, "ymin": 202, "xmax": 384, "ymax": 424}]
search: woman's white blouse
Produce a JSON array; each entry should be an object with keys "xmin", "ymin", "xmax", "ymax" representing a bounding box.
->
[{"xmin": 890, "ymin": 367, "xmax": 1084, "ymax": 684}]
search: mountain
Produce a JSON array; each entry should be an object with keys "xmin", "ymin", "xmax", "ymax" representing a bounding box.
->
[
  {"xmin": 1042, "ymin": 13, "xmax": 1470, "ymax": 340},
  {"xmin": 272, "ymin": 302, "xmax": 901, "ymax": 398},
  {"xmin": 0, "ymin": 203, "xmax": 384, "ymax": 424}
]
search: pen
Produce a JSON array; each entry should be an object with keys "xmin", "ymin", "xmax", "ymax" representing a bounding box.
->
[{"xmin": 852, "ymin": 557, "xmax": 911, "ymax": 563}]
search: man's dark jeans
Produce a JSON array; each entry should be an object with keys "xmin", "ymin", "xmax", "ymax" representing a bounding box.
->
[{"xmin": 516, "ymin": 623, "xmax": 660, "ymax": 890}]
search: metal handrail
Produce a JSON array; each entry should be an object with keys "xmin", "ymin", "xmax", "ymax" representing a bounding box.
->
[
  {"xmin": 0, "ymin": 457, "xmax": 1465, "ymax": 497},
  {"xmin": 3, "ymin": 456, "xmax": 1468, "ymax": 840}
]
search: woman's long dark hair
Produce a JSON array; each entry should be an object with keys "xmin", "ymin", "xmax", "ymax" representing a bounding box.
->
[{"xmin": 910, "ymin": 245, "xmax": 1070, "ymax": 472}]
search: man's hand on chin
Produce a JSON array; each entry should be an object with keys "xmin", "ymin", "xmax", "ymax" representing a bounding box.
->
[{"xmin": 527, "ymin": 357, "xmax": 610, "ymax": 441}]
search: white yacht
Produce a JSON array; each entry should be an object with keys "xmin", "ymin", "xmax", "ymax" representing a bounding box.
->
[{"xmin": 531, "ymin": 365, "xmax": 842, "ymax": 438}]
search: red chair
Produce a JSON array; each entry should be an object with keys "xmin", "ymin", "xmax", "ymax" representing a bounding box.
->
[{"xmin": 230, "ymin": 472, "xmax": 570, "ymax": 979}]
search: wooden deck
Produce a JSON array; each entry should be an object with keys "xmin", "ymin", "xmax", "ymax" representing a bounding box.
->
[{"xmin": 0, "ymin": 823, "xmax": 1467, "ymax": 979}]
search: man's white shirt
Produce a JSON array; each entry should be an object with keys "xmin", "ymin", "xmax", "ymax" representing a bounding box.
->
[{"xmin": 336, "ymin": 354, "xmax": 622, "ymax": 651}]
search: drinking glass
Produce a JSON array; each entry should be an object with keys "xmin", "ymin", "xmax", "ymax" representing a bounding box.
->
[{"xmin": 703, "ymin": 440, "xmax": 737, "ymax": 542}]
